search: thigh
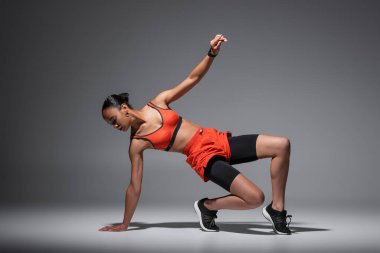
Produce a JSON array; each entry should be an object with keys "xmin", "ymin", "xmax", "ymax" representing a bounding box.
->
[
  {"xmin": 227, "ymin": 134, "xmax": 260, "ymax": 165},
  {"xmin": 255, "ymin": 134, "xmax": 290, "ymax": 158},
  {"xmin": 204, "ymin": 156, "xmax": 241, "ymax": 192}
]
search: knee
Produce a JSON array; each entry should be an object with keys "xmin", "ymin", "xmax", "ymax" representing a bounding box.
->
[
  {"xmin": 278, "ymin": 137, "xmax": 291, "ymax": 155},
  {"xmin": 245, "ymin": 190, "xmax": 265, "ymax": 208}
]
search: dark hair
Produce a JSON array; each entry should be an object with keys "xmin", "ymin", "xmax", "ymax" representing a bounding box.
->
[{"xmin": 102, "ymin": 93, "xmax": 134, "ymax": 112}]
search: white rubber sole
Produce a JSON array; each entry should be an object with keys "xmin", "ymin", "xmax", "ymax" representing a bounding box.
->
[
  {"xmin": 193, "ymin": 200, "xmax": 218, "ymax": 232},
  {"xmin": 262, "ymin": 206, "xmax": 291, "ymax": 235}
]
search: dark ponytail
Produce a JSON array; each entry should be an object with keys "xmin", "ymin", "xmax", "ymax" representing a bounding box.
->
[{"xmin": 102, "ymin": 92, "xmax": 134, "ymax": 112}]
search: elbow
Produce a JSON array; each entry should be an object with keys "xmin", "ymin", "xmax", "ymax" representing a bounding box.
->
[
  {"xmin": 187, "ymin": 75, "xmax": 201, "ymax": 83},
  {"xmin": 130, "ymin": 183, "xmax": 141, "ymax": 195},
  {"xmin": 133, "ymin": 186, "xmax": 141, "ymax": 195}
]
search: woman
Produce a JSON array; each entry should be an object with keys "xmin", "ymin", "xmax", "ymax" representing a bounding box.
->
[{"xmin": 99, "ymin": 34, "xmax": 293, "ymax": 235}]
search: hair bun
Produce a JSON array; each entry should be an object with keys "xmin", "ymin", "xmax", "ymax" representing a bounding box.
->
[
  {"xmin": 102, "ymin": 92, "xmax": 134, "ymax": 112},
  {"xmin": 118, "ymin": 92, "xmax": 129, "ymax": 102}
]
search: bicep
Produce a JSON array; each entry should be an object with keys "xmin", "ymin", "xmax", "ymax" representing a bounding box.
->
[{"xmin": 129, "ymin": 144, "xmax": 144, "ymax": 192}]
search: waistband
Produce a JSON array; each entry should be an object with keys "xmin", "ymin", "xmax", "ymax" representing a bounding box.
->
[{"xmin": 182, "ymin": 127, "xmax": 203, "ymax": 156}]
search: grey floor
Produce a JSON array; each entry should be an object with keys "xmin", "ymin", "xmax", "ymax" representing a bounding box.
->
[{"xmin": 0, "ymin": 204, "xmax": 379, "ymax": 253}]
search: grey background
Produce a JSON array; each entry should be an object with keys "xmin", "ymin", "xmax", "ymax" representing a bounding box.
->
[{"xmin": 1, "ymin": 0, "xmax": 380, "ymax": 211}]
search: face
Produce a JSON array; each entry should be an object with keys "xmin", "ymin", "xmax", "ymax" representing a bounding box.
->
[{"xmin": 102, "ymin": 104, "xmax": 131, "ymax": 132}]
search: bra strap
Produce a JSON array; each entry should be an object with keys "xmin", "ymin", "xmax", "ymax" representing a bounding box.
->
[
  {"xmin": 147, "ymin": 101, "xmax": 161, "ymax": 109},
  {"xmin": 148, "ymin": 101, "xmax": 171, "ymax": 110}
]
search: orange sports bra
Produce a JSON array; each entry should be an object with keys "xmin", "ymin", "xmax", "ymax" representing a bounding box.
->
[{"xmin": 130, "ymin": 101, "xmax": 183, "ymax": 151}]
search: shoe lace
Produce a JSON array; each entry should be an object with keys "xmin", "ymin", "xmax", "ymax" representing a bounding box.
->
[
  {"xmin": 286, "ymin": 214, "xmax": 292, "ymax": 228},
  {"xmin": 273, "ymin": 212, "xmax": 292, "ymax": 229}
]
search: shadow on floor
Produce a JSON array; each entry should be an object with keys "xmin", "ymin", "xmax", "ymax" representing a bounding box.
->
[{"xmin": 106, "ymin": 221, "xmax": 330, "ymax": 235}]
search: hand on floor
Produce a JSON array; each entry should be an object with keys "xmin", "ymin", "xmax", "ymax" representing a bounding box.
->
[{"xmin": 99, "ymin": 223, "xmax": 128, "ymax": 232}]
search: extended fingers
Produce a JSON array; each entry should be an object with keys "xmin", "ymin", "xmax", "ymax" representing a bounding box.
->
[
  {"xmin": 99, "ymin": 226, "xmax": 117, "ymax": 232},
  {"xmin": 99, "ymin": 226, "xmax": 111, "ymax": 231},
  {"xmin": 99, "ymin": 224, "xmax": 126, "ymax": 232}
]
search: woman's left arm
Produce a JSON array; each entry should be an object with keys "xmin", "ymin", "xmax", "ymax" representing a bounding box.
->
[{"xmin": 158, "ymin": 34, "xmax": 228, "ymax": 105}]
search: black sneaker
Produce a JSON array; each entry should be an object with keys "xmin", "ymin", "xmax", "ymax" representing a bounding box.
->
[
  {"xmin": 262, "ymin": 201, "xmax": 293, "ymax": 235},
  {"xmin": 193, "ymin": 198, "xmax": 219, "ymax": 232}
]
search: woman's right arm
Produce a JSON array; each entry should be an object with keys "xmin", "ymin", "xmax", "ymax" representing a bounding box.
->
[
  {"xmin": 122, "ymin": 181, "xmax": 142, "ymax": 226},
  {"xmin": 123, "ymin": 144, "xmax": 144, "ymax": 226},
  {"xmin": 99, "ymin": 144, "xmax": 144, "ymax": 232}
]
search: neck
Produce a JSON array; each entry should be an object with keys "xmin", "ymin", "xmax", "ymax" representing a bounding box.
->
[{"xmin": 129, "ymin": 108, "xmax": 146, "ymax": 133}]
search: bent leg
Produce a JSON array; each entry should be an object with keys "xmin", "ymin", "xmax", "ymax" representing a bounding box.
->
[
  {"xmin": 203, "ymin": 158, "xmax": 265, "ymax": 211},
  {"xmin": 203, "ymin": 133, "xmax": 291, "ymax": 212},
  {"xmin": 256, "ymin": 134, "xmax": 291, "ymax": 212},
  {"xmin": 204, "ymin": 173, "xmax": 265, "ymax": 211}
]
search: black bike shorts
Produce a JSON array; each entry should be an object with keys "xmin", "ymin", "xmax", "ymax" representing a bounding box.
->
[{"xmin": 204, "ymin": 134, "xmax": 260, "ymax": 192}]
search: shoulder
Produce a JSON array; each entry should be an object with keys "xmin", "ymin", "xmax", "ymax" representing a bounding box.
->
[
  {"xmin": 129, "ymin": 138, "xmax": 150, "ymax": 160},
  {"xmin": 150, "ymin": 91, "xmax": 171, "ymax": 109}
]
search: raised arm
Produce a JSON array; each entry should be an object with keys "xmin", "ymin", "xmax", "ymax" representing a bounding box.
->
[{"xmin": 158, "ymin": 34, "xmax": 228, "ymax": 105}]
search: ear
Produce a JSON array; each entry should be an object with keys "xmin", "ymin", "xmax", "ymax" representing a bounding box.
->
[{"xmin": 121, "ymin": 103, "xmax": 129, "ymax": 116}]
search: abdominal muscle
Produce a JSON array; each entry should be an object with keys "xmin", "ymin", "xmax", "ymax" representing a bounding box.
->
[{"xmin": 168, "ymin": 118, "xmax": 201, "ymax": 153}]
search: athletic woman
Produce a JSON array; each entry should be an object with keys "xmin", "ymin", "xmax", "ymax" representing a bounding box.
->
[{"xmin": 99, "ymin": 34, "xmax": 293, "ymax": 234}]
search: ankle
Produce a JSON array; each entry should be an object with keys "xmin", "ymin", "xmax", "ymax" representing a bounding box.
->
[
  {"xmin": 271, "ymin": 202, "xmax": 284, "ymax": 212},
  {"xmin": 204, "ymin": 199, "xmax": 218, "ymax": 211}
]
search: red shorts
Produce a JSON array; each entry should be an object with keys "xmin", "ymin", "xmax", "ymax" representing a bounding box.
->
[{"xmin": 182, "ymin": 127, "xmax": 232, "ymax": 182}]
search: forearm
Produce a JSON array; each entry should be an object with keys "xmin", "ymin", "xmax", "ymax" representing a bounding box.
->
[
  {"xmin": 188, "ymin": 53, "xmax": 216, "ymax": 79},
  {"xmin": 122, "ymin": 184, "xmax": 141, "ymax": 225}
]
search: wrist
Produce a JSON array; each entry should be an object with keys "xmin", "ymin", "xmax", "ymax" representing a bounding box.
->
[{"xmin": 208, "ymin": 47, "xmax": 218, "ymax": 57}]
